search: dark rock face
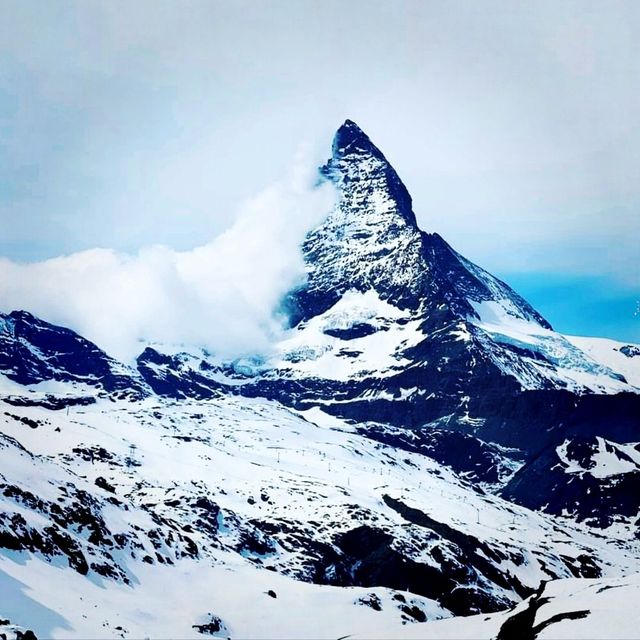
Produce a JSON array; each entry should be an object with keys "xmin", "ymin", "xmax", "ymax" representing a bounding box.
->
[
  {"xmin": 192, "ymin": 614, "xmax": 227, "ymax": 636},
  {"xmin": 323, "ymin": 323, "xmax": 378, "ymax": 340},
  {"xmin": 502, "ymin": 436, "xmax": 640, "ymax": 528},
  {"xmin": 496, "ymin": 582, "xmax": 590, "ymax": 640},
  {"xmin": 248, "ymin": 492, "xmax": 588, "ymax": 617},
  {"xmin": 3, "ymin": 412, "xmax": 41, "ymax": 429},
  {"xmin": 0, "ymin": 311, "xmax": 146, "ymax": 398},
  {"xmin": 323, "ymin": 496, "xmax": 535, "ymax": 616},
  {"xmin": 357, "ymin": 424, "xmax": 524, "ymax": 486},
  {"xmin": 2, "ymin": 394, "xmax": 96, "ymax": 410},
  {"xmin": 356, "ymin": 592, "xmax": 382, "ymax": 611},
  {"xmin": 620, "ymin": 345, "xmax": 640, "ymax": 358},
  {"xmin": 136, "ymin": 348, "xmax": 223, "ymax": 399}
]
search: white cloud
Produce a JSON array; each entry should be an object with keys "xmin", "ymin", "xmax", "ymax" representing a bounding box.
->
[{"xmin": 0, "ymin": 159, "xmax": 335, "ymax": 361}]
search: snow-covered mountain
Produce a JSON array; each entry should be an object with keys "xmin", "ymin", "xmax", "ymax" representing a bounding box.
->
[
  {"xmin": 0, "ymin": 311, "xmax": 147, "ymax": 400},
  {"xmin": 137, "ymin": 121, "xmax": 637, "ymax": 408},
  {"xmin": 0, "ymin": 120, "xmax": 638, "ymax": 639}
]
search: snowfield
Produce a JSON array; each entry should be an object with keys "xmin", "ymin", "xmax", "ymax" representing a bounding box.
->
[
  {"xmin": 0, "ymin": 382, "xmax": 639, "ymax": 638},
  {"xmin": 470, "ymin": 300, "xmax": 637, "ymax": 394}
]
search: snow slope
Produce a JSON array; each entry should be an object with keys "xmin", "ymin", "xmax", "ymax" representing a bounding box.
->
[
  {"xmin": 350, "ymin": 573, "xmax": 640, "ymax": 640},
  {"xmin": 567, "ymin": 335, "xmax": 640, "ymax": 388},
  {"xmin": 470, "ymin": 301, "xmax": 635, "ymax": 393},
  {"xmin": 1, "ymin": 379, "xmax": 638, "ymax": 637}
]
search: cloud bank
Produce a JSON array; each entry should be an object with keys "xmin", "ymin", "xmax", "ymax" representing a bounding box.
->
[{"xmin": 0, "ymin": 162, "xmax": 335, "ymax": 361}]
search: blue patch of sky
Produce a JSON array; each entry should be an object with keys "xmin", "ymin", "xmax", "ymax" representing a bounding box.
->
[{"xmin": 501, "ymin": 272, "xmax": 639, "ymax": 343}]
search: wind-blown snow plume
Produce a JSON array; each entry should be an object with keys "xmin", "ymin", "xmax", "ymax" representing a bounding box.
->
[{"xmin": 0, "ymin": 161, "xmax": 335, "ymax": 361}]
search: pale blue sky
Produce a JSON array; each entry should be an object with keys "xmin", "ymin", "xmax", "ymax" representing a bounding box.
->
[{"xmin": 0, "ymin": 0, "xmax": 638, "ymax": 341}]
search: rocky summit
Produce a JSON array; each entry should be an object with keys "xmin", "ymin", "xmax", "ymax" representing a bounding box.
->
[{"xmin": 0, "ymin": 121, "xmax": 638, "ymax": 639}]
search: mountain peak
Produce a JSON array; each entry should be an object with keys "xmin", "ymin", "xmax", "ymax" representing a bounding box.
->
[
  {"xmin": 324, "ymin": 119, "xmax": 416, "ymax": 229},
  {"xmin": 287, "ymin": 121, "xmax": 424, "ymax": 321},
  {"xmin": 332, "ymin": 119, "xmax": 385, "ymax": 161},
  {"xmin": 334, "ymin": 118, "xmax": 365, "ymax": 140},
  {"xmin": 294, "ymin": 121, "xmax": 556, "ymax": 331}
]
